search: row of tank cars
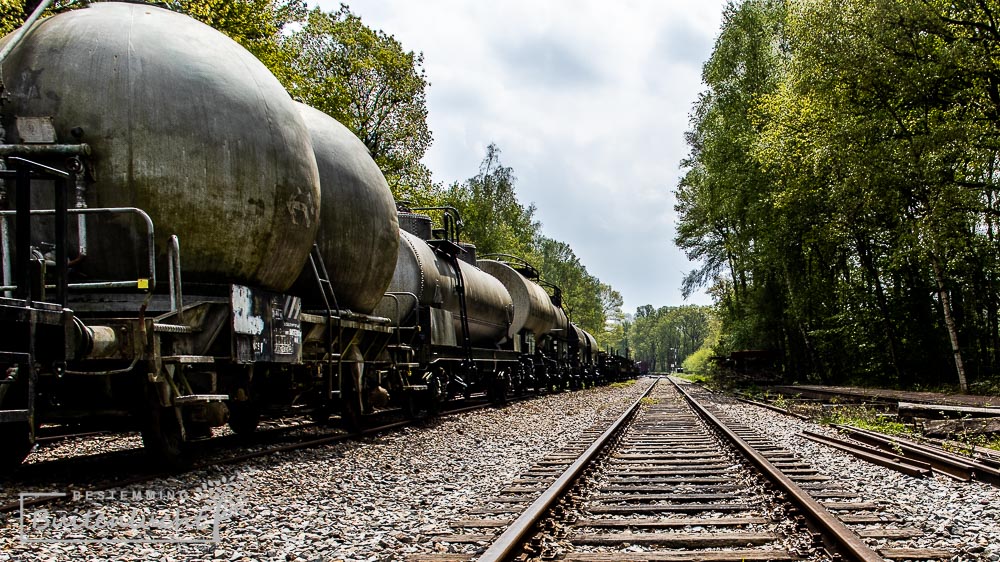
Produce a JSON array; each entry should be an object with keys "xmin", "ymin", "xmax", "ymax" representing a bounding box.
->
[{"xmin": 0, "ymin": 3, "xmax": 636, "ymax": 467}]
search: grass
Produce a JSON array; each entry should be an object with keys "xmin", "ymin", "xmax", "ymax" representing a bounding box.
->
[
  {"xmin": 817, "ymin": 404, "xmax": 920, "ymax": 439},
  {"xmin": 608, "ymin": 379, "xmax": 637, "ymax": 389},
  {"xmin": 672, "ymin": 372, "xmax": 712, "ymax": 384},
  {"xmin": 941, "ymin": 432, "xmax": 1000, "ymax": 454}
]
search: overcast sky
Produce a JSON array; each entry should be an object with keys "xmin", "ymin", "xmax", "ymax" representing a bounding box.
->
[{"xmin": 314, "ymin": 0, "xmax": 728, "ymax": 314}]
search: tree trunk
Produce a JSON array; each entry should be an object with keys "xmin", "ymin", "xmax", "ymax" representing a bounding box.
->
[
  {"xmin": 855, "ymin": 236, "xmax": 904, "ymax": 382},
  {"xmin": 930, "ymin": 252, "xmax": 968, "ymax": 392}
]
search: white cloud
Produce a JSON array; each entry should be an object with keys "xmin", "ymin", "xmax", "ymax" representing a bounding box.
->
[{"xmin": 313, "ymin": 0, "xmax": 726, "ymax": 312}]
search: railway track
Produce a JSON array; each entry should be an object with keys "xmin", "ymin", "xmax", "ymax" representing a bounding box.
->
[
  {"xmin": 414, "ymin": 378, "xmax": 954, "ymax": 561},
  {"xmin": 0, "ymin": 393, "xmax": 521, "ymax": 516}
]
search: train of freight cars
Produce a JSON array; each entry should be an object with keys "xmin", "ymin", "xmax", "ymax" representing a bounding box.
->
[{"xmin": 0, "ymin": 2, "xmax": 636, "ymax": 467}]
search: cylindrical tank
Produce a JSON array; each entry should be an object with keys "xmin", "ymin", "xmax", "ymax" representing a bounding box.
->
[
  {"xmin": 479, "ymin": 260, "xmax": 558, "ymax": 340},
  {"xmin": 376, "ymin": 230, "xmax": 512, "ymax": 345},
  {"xmin": 398, "ymin": 212, "xmax": 432, "ymax": 240},
  {"xmin": 1, "ymin": 3, "xmax": 320, "ymax": 291},
  {"xmin": 374, "ymin": 229, "xmax": 434, "ymax": 324},
  {"xmin": 551, "ymin": 306, "xmax": 569, "ymax": 341},
  {"xmin": 583, "ymin": 329, "xmax": 598, "ymax": 365},
  {"xmin": 291, "ymin": 103, "xmax": 398, "ymax": 313},
  {"xmin": 571, "ymin": 324, "xmax": 586, "ymax": 362},
  {"xmin": 458, "ymin": 243, "xmax": 477, "ymax": 266}
]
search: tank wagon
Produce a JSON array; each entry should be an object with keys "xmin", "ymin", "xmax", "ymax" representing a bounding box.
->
[{"xmin": 0, "ymin": 2, "xmax": 627, "ymax": 468}]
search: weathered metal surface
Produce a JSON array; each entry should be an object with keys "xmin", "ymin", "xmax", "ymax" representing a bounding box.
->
[
  {"xmin": 478, "ymin": 259, "xmax": 557, "ymax": 339},
  {"xmin": 582, "ymin": 329, "xmax": 598, "ymax": 365},
  {"xmin": 375, "ymin": 229, "xmax": 438, "ymax": 323},
  {"xmin": 0, "ymin": 3, "xmax": 320, "ymax": 291},
  {"xmin": 291, "ymin": 103, "xmax": 398, "ymax": 313}
]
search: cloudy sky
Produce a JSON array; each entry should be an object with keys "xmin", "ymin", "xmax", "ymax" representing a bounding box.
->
[{"xmin": 315, "ymin": 0, "xmax": 729, "ymax": 314}]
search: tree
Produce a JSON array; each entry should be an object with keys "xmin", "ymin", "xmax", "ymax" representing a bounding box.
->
[
  {"xmin": 285, "ymin": 6, "xmax": 433, "ymax": 200},
  {"xmin": 443, "ymin": 143, "xmax": 540, "ymax": 258},
  {"xmin": 535, "ymin": 236, "xmax": 620, "ymax": 336},
  {"xmin": 0, "ymin": 1, "xmax": 436, "ymax": 202},
  {"xmin": 626, "ymin": 305, "xmax": 713, "ymax": 371},
  {"xmin": 441, "ymin": 143, "xmax": 622, "ymax": 338},
  {"xmin": 678, "ymin": 0, "xmax": 1000, "ymax": 391},
  {"xmin": 164, "ymin": 0, "xmax": 307, "ymax": 86}
]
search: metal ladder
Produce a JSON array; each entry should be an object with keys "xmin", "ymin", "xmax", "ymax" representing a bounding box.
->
[{"xmin": 307, "ymin": 244, "xmax": 342, "ymax": 400}]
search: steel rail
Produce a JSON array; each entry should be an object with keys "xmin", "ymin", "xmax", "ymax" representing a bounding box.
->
[
  {"xmin": 670, "ymin": 378, "xmax": 884, "ymax": 562},
  {"xmin": 835, "ymin": 424, "xmax": 1000, "ymax": 485},
  {"xmin": 1, "ymin": 394, "xmax": 531, "ymax": 514},
  {"xmin": 476, "ymin": 380, "xmax": 656, "ymax": 562},
  {"xmin": 736, "ymin": 396, "xmax": 811, "ymax": 420},
  {"xmin": 800, "ymin": 430, "xmax": 933, "ymax": 478}
]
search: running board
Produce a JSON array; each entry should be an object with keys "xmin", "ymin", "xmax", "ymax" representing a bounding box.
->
[
  {"xmin": 174, "ymin": 394, "xmax": 229, "ymax": 405},
  {"xmin": 0, "ymin": 409, "xmax": 28, "ymax": 423}
]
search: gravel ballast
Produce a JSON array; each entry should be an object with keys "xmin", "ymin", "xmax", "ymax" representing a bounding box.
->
[
  {"xmin": 713, "ymin": 391, "xmax": 1000, "ymax": 561},
  {"xmin": 0, "ymin": 382, "xmax": 650, "ymax": 562},
  {"xmin": 5, "ymin": 378, "xmax": 999, "ymax": 561}
]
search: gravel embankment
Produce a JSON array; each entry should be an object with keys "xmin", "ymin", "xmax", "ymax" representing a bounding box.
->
[
  {"xmin": 714, "ymin": 393, "xmax": 1000, "ymax": 561},
  {"xmin": 0, "ymin": 381, "xmax": 650, "ymax": 562}
]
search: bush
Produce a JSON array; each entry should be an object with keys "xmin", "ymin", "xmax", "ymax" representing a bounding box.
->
[{"xmin": 682, "ymin": 347, "xmax": 713, "ymax": 375}]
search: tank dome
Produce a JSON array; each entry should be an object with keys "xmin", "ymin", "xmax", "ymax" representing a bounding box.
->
[
  {"xmin": 291, "ymin": 104, "xmax": 399, "ymax": 313},
  {"xmin": 0, "ymin": 2, "xmax": 321, "ymax": 291}
]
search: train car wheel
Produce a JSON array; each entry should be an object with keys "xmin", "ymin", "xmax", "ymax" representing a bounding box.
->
[
  {"xmin": 402, "ymin": 393, "xmax": 419, "ymax": 419},
  {"xmin": 426, "ymin": 371, "xmax": 446, "ymax": 415},
  {"xmin": 488, "ymin": 374, "xmax": 509, "ymax": 405},
  {"xmin": 0, "ymin": 377, "xmax": 34, "ymax": 468},
  {"xmin": 142, "ymin": 406, "xmax": 190, "ymax": 470},
  {"xmin": 0, "ymin": 422, "xmax": 32, "ymax": 469},
  {"xmin": 228, "ymin": 403, "xmax": 260, "ymax": 435},
  {"xmin": 341, "ymin": 399, "xmax": 362, "ymax": 431}
]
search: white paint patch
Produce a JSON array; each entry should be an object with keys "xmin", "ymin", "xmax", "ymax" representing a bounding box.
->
[{"xmin": 232, "ymin": 284, "xmax": 265, "ymax": 335}]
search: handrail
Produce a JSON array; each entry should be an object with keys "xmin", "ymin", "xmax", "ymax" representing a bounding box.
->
[
  {"xmin": 407, "ymin": 206, "xmax": 462, "ymax": 242},
  {"xmin": 0, "ymin": 206, "xmax": 156, "ymax": 292},
  {"xmin": 479, "ymin": 253, "xmax": 540, "ymax": 279},
  {"xmin": 167, "ymin": 235, "xmax": 183, "ymax": 322}
]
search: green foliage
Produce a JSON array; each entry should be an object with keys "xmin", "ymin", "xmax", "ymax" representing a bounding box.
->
[
  {"xmin": 0, "ymin": 0, "xmax": 24, "ymax": 35},
  {"xmin": 124, "ymin": 1, "xmax": 433, "ymax": 202},
  {"xmin": 619, "ymin": 304, "xmax": 714, "ymax": 372},
  {"xmin": 2, "ymin": 1, "xmax": 625, "ymax": 348},
  {"xmin": 0, "ymin": 1, "xmax": 82, "ymax": 36},
  {"xmin": 609, "ymin": 380, "xmax": 637, "ymax": 389},
  {"xmin": 168, "ymin": 0, "xmax": 307, "ymax": 86},
  {"xmin": 818, "ymin": 406, "xmax": 920, "ymax": 440},
  {"xmin": 285, "ymin": 6, "xmax": 433, "ymax": 201},
  {"xmin": 444, "ymin": 143, "xmax": 539, "ymax": 258},
  {"xmin": 676, "ymin": 0, "xmax": 1000, "ymax": 390},
  {"xmin": 535, "ymin": 236, "xmax": 622, "ymax": 337},
  {"xmin": 682, "ymin": 346, "xmax": 713, "ymax": 375},
  {"xmin": 941, "ymin": 433, "xmax": 1000, "ymax": 455},
  {"xmin": 442, "ymin": 143, "xmax": 623, "ymax": 339},
  {"xmin": 672, "ymin": 372, "xmax": 712, "ymax": 384}
]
